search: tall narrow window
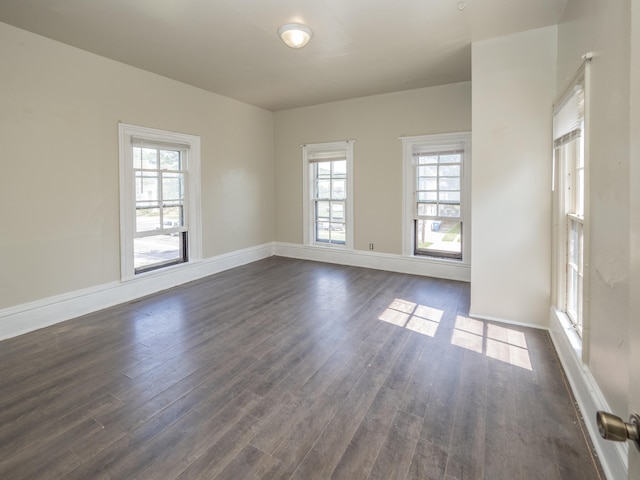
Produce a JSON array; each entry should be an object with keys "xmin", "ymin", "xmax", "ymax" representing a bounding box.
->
[
  {"xmin": 119, "ymin": 124, "xmax": 202, "ymax": 279},
  {"xmin": 553, "ymin": 73, "xmax": 587, "ymax": 337},
  {"xmin": 302, "ymin": 141, "xmax": 354, "ymax": 249},
  {"xmin": 402, "ymin": 133, "xmax": 471, "ymax": 262}
]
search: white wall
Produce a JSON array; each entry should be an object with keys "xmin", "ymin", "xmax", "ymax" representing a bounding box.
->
[
  {"xmin": 555, "ymin": 0, "xmax": 632, "ymax": 472},
  {"xmin": 629, "ymin": 0, "xmax": 640, "ymax": 474},
  {"xmin": 0, "ymin": 22, "xmax": 274, "ymax": 311},
  {"xmin": 470, "ymin": 26, "xmax": 557, "ymax": 327},
  {"xmin": 273, "ymin": 83, "xmax": 471, "ymax": 254},
  {"xmin": 558, "ymin": 0, "xmax": 631, "ymax": 421}
]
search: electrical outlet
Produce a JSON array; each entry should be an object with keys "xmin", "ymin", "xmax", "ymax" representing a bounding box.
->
[{"xmin": 369, "ymin": 243, "xmax": 374, "ymax": 250}]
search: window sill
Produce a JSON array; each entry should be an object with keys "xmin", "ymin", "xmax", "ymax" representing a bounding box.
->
[
  {"xmin": 554, "ymin": 308, "xmax": 583, "ymax": 358},
  {"xmin": 121, "ymin": 258, "xmax": 203, "ymax": 283},
  {"xmin": 407, "ymin": 253, "xmax": 469, "ymax": 267}
]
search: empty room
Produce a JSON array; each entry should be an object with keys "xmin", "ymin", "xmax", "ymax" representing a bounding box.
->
[{"xmin": 0, "ymin": 1, "xmax": 638, "ymax": 479}]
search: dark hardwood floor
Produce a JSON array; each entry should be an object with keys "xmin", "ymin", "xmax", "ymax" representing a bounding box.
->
[{"xmin": 0, "ymin": 257, "xmax": 604, "ymax": 479}]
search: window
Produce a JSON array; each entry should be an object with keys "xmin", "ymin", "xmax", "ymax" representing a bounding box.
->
[
  {"xmin": 302, "ymin": 141, "xmax": 354, "ymax": 248},
  {"xmin": 402, "ymin": 132, "xmax": 471, "ymax": 261},
  {"xmin": 553, "ymin": 71, "xmax": 587, "ymax": 337},
  {"xmin": 119, "ymin": 124, "xmax": 202, "ymax": 278}
]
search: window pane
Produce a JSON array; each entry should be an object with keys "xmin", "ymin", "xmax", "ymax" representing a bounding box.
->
[
  {"xmin": 439, "ymin": 165, "xmax": 460, "ymax": 177},
  {"xmin": 331, "ymin": 202, "xmax": 345, "ymax": 221},
  {"xmin": 134, "ymin": 233, "xmax": 185, "ymax": 271},
  {"xmin": 333, "ymin": 160, "xmax": 347, "ymax": 176},
  {"xmin": 417, "ymin": 155, "xmax": 438, "ymax": 164},
  {"xmin": 418, "ymin": 165, "xmax": 438, "ymax": 177},
  {"xmin": 316, "ymin": 201, "xmax": 330, "ymax": 221},
  {"xmin": 163, "ymin": 206, "xmax": 183, "ymax": 228},
  {"xmin": 439, "ymin": 177, "xmax": 460, "ymax": 190},
  {"xmin": 330, "ymin": 223, "xmax": 346, "ymax": 244},
  {"xmin": 141, "ymin": 148, "xmax": 157, "ymax": 169},
  {"xmin": 439, "ymin": 191, "xmax": 460, "ymax": 202},
  {"xmin": 136, "ymin": 172, "xmax": 159, "ymax": 201},
  {"xmin": 316, "ymin": 180, "xmax": 330, "ymax": 199},
  {"xmin": 332, "ymin": 179, "xmax": 346, "ymax": 199},
  {"xmin": 133, "ymin": 147, "xmax": 142, "ymax": 169},
  {"xmin": 415, "ymin": 219, "xmax": 462, "ymax": 259},
  {"xmin": 418, "ymin": 203, "xmax": 438, "ymax": 216},
  {"xmin": 162, "ymin": 173, "xmax": 184, "ymax": 201},
  {"xmin": 417, "ymin": 191, "xmax": 437, "ymax": 201},
  {"xmin": 317, "ymin": 162, "xmax": 331, "ymax": 177},
  {"xmin": 440, "ymin": 154, "xmax": 461, "ymax": 164},
  {"xmin": 136, "ymin": 207, "xmax": 161, "ymax": 232},
  {"xmin": 576, "ymin": 168, "xmax": 584, "ymax": 216},
  {"xmin": 160, "ymin": 150, "xmax": 181, "ymax": 170},
  {"xmin": 316, "ymin": 222, "xmax": 330, "ymax": 242},
  {"xmin": 418, "ymin": 178, "xmax": 438, "ymax": 191},
  {"xmin": 438, "ymin": 204, "xmax": 460, "ymax": 217}
]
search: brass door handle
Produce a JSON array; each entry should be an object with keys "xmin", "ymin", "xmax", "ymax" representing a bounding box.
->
[{"xmin": 596, "ymin": 411, "xmax": 640, "ymax": 450}]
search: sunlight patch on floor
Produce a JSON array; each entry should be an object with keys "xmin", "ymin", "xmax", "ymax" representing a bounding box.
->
[
  {"xmin": 451, "ymin": 316, "xmax": 532, "ymax": 371},
  {"xmin": 378, "ymin": 299, "xmax": 443, "ymax": 337}
]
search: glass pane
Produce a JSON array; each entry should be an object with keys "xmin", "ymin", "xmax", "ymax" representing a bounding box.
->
[
  {"xmin": 417, "ymin": 155, "xmax": 438, "ymax": 164},
  {"xmin": 439, "ymin": 177, "xmax": 460, "ymax": 190},
  {"xmin": 333, "ymin": 160, "xmax": 347, "ymax": 176},
  {"xmin": 415, "ymin": 219, "xmax": 462, "ymax": 258},
  {"xmin": 134, "ymin": 233, "xmax": 185, "ymax": 271},
  {"xmin": 439, "ymin": 204, "xmax": 460, "ymax": 217},
  {"xmin": 418, "ymin": 203, "xmax": 437, "ymax": 216},
  {"xmin": 317, "ymin": 162, "xmax": 331, "ymax": 177},
  {"xmin": 316, "ymin": 222, "xmax": 330, "ymax": 242},
  {"xmin": 162, "ymin": 173, "xmax": 184, "ymax": 202},
  {"xmin": 136, "ymin": 207, "xmax": 160, "ymax": 232},
  {"xmin": 133, "ymin": 147, "xmax": 142, "ymax": 169},
  {"xmin": 440, "ymin": 154, "xmax": 461, "ymax": 164},
  {"xmin": 136, "ymin": 172, "xmax": 159, "ymax": 201},
  {"xmin": 417, "ymin": 191, "xmax": 437, "ymax": 202},
  {"xmin": 568, "ymin": 220, "xmax": 578, "ymax": 265},
  {"xmin": 418, "ymin": 178, "xmax": 437, "ymax": 191},
  {"xmin": 163, "ymin": 206, "xmax": 183, "ymax": 228},
  {"xmin": 330, "ymin": 223, "xmax": 346, "ymax": 244},
  {"xmin": 141, "ymin": 148, "xmax": 157, "ymax": 169},
  {"xmin": 576, "ymin": 168, "xmax": 584, "ymax": 216},
  {"xmin": 567, "ymin": 266, "xmax": 577, "ymax": 318},
  {"xmin": 316, "ymin": 201, "xmax": 330, "ymax": 221},
  {"xmin": 439, "ymin": 165, "xmax": 460, "ymax": 177},
  {"xmin": 439, "ymin": 191, "xmax": 460, "ymax": 202},
  {"xmin": 160, "ymin": 150, "xmax": 181, "ymax": 170},
  {"xmin": 418, "ymin": 165, "xmax": 438, "ymax": 177},
  {"xmin": 331, "ymin": 202, "xmax": 345, "ymax": 221},
  {"xmin": 332, "ymin": 179, "xmax": 346, "ymax": 199},
  {"xmin": 316, "ymin": 180, "xmax": 330, "ymax": 199}
]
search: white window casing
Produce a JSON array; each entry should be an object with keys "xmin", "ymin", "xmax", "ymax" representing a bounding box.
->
[
  {"xmin": 401, "ymin": 132, "xmax": 471, "ymax": 264},
  {"xmin": 302, "ymin": 141, "xmax": 354, "ymax": 249},
  {"xmin": 119, "ymin": 123, "xmax": 202, "ymax": 280}
]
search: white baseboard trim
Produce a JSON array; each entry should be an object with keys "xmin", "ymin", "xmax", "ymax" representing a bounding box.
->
[
  {"xmin": 468, "ymin": 312, "xmax": 547, "ymax": 331},
  {"xmin": 549, "ymin": 307, "xmax": 628, "ymax": 480},
  {"xmin": 273, "ymin": 242, "xmax": 471, "ymax": 282},
  {"xmin": 0, "ymin": 243, "xmax": 275, "ymax": 341}
]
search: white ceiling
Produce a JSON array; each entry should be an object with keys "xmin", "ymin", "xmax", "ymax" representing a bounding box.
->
[{"xmin": 0, "ymin": 0, "xmax": 567, "ymax": 111}]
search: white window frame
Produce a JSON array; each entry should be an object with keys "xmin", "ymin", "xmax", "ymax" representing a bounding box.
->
[
  {"xmin": 118, "ymin": 123, "xmax": 202, "ymax": 280},
  {"xmin": 302, "ymin": 141, "xmax": 354, "ymax": 249},
  {"xmin": 552, "ymin": 63, "xmax": 589, "ymax": 344},
  {"xmin": 402, "ymin": 132, "xmax": 471, "ymax": 264}
]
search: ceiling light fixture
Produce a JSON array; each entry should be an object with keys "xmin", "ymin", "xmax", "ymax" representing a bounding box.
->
[{"xmin": 278, "ymin": 23, "xmax": 312, "ymax": 49}]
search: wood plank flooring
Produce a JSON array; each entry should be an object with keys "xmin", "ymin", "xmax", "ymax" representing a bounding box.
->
[{"xmin": 0, "ymin": 257, "xmax": 605, "ymax": 479}]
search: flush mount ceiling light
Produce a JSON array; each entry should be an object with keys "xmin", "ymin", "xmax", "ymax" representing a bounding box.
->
[{"xmin": 278, "ymin": 23, "xmax": 312, "ymax": 49}]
